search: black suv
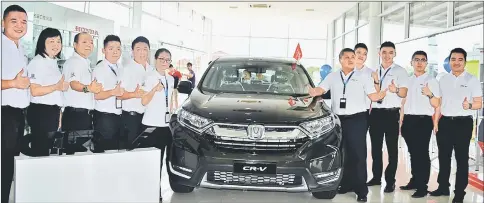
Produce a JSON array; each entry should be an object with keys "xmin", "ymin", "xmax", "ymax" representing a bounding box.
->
[{"xmin": 169, "ymin": 57, "xmax": 343, "ymax": 199}]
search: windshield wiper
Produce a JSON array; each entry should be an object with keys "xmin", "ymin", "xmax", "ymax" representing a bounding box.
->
[{"xmin": 289, "ymin": 93, "xmax": 310, "ymax": 98}]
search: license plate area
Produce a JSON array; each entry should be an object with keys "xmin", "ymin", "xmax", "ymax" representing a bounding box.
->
[{"xmin": 233, "ymin": 162, "xmax": 277, "ymax": 175}]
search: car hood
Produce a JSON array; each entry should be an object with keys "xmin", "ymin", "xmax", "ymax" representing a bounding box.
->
[{"xmin": 181, "ymin": 90, "xmax": 331, "ymax": 124}]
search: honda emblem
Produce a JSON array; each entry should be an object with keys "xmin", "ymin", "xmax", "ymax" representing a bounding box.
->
[{"xmin": 247, "ymin": 125, "xmax": 265, "ymax": 140}]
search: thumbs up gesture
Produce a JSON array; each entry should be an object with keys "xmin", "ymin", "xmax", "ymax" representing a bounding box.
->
[
  {"xmin": 56, "ymin": 75, "xmax": 69, "ymax": 91},
  {"xmin": 388, "ymin": 79, "xmax": 398, "ymax": 93},
  {"xmin": 421, "ymin": 83, "xmax": 432, "ymax": 97},
  {"xmin": 111, "ymin": 82, "xmax": 124, "ymax": 96},
  {"xmin": 13, "ymin": 69, "xmax": 30, "ymax": 89},
  {"xmin": 134, "ymin": 84, "xmax": 146, "ymax": 98},
  {"xmin": 378, "ymin": 88, "xmax": 388, "ymax": 100},
  {"xmin": 88, "ymin": 78, "xmax": 103, "ymax": 94},
  {"xmin": 153, "ymin": 81, "xmax": 164, "ymax": 92},
  {"xmin": 371, "ymin": 72, "xmax": 379, "ymax": 83},
  {"xmin": 462, "ymin": 97, "xmax": 470, "ymax": 110}
]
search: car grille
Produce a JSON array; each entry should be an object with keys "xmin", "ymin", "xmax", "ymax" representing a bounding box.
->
[
  {"xmin": 207, "ymin": 171, "xmax": 302, "ymax": 186},
  {"xmin": 206, "ymin": 124, "xmax": 309, "ymax": 152}
]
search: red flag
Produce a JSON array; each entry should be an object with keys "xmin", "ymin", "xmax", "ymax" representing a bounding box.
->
[
  {"xmin": 288, "ymin": 97, "xmax": 296, "ymax": 106},
  {"xmin": 293, "ymin": 43, "xmax": 302, "ymax": 61}
]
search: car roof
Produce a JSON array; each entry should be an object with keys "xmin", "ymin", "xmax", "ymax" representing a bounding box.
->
[{"xmin": 214, "ymin": 57, "xmax": 298, "ymax": 64}]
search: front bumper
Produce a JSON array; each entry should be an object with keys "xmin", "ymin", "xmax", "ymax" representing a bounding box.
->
[{"xmin": 168, "ymin": 117, "xmax": 343, "ymax": 193}]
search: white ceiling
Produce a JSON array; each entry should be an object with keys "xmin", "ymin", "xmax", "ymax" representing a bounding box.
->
[{"xmin": 182, "ymin": 1, "xmax": 357, "ymax": 22}]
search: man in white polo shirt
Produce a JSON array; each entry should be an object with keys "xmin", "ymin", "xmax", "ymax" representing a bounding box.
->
[
  {"xmin": 92, "ymin": 35, "xmax": 125, "ymax": 151},
  {"xmin": 367, "ymin": 41, "xmax": 409, "ymax": 193},
  {"xmin": 399, "ymin": 51, "xmax": 440, "ymax": 198},
  {"xmin": 1, "ymin": 5, "xmax": 30, "ymax": 202},
  {"xmin": 430, "ymin": 48, "xmax": 482, "ymax": 203},
  {"xmin": 309, "ymin": 48, "xmax": 387, "ymax": 202},
  {"xmin": 118, "ymin": 36, "xmax": 150, "ymax": 149}
]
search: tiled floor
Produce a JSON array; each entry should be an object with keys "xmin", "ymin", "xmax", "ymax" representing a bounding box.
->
[{"xmin": 10, "ymin": 135, "xmax": 484, "ymax": 203}]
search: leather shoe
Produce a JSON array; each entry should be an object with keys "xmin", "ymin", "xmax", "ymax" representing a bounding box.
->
[
  {"xmin": 357, "ymin": 195, "xmax": 367, "ymax": 202},
  {"xmin": 452, "ymin": 191, "xmax": 465, "ymax": 203},
  {"xmin": 411, "ymin": 190, "xmax": 428, "ymax": 198},
  {"xmin": 384, "ymin": 184, "xmax": 395, "ymax": 193},
  {"xmin": 366, "ymin": 178, "xmax": 381, "ymax": 186},
  {"xmin": 429, "ymin": 188, "xmax": 450, "ymax": 196},
  {"xmin": 337, "ymin": 187, "xmax": 353, "ymax": 194},
  {"xmin": 399, "ymin": 182, "xmax": 416, "ymax": 190}
]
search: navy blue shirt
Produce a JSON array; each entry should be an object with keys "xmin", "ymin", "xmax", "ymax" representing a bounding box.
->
[{"xmin": 189, "ymin": 70, "xmax": 195, "ymax": 85}]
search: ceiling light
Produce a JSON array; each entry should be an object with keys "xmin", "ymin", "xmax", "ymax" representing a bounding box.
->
[
  {"xmin": 229, "ymin": 6, "xmax": 238, "ymax": 9},
  {"xmin": 306, "ymin": 9, "xmax": 315, "ymax": 11},
  {"xmin": 250, "ymin": 4, "xmax": 271, "ymax": 8}
]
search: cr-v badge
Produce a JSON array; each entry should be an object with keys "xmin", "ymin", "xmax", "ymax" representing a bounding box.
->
[{"xmin": 247, "ymin": 125, "xmax": 265, "ymax": 140}]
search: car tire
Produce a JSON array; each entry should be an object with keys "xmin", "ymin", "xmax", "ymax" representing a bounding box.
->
[
  {"xmin": 168, "ymin": 174, "xmax": 194, "ymax": 193},
  {"xmin": 311, "ymin": 190, "xmax": 337, "ymax": 199}
]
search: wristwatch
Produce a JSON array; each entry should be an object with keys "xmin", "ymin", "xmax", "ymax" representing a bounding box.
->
[
  {"xmin": 395, "ymin": 87, "xmax": 400, "ymax": 94},
  {"xmin": 469, "ymin": 103, "xmax": 473, "ymax": 109},
  {"xmin": 82, "ymin": 85, "xmax": 89, "ymax": 93},
  {"xmin": 428, "ymin": 93, "xmax": 434, "ymax": 99},
  {"xmin": 374, "ymin": 81, "xmax": 379, "ymax": 85}
]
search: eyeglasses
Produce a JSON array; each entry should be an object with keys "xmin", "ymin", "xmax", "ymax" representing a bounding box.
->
[
  {"xmin": 157, "ymin": 58, "xmax": 172, "ymax": 63},
  {"xmin": 413, "ymin": 58, "xmax": 427, "ymax": 63}
]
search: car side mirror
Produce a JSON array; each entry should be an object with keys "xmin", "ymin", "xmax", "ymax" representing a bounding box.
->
[{"xmin": 177, "ymin": 80, "xmax": 193, "ymax": 94}]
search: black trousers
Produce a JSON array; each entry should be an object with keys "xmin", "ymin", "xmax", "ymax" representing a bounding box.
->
[
  {"xmin": 26, "ymin": 103, "xmax": 61, "ymax": 157},
  {"xmin": 62, "ymin": 107, "xmax": 93, "ymax": 154},
  {"xmin": 92, "ymin": 110, "xmax": 122, "ymax": 151},
  {"xmin": 369, "ymin": 108, "xmax": 400, "ymax": 185},
  {"xmin": 338, "ymin": 112, "xmax": 368, "ymax": 196},
  {"xmin": 1, "ymin": 106, "xmax": 25, "ymax": 203},
  {"xmin": 401, "ymin": 115, "xmax": 433, "ymax": 190},
  {"xmin": 121, "ymin": 111, "xmax": 144, "ymax": 150},
  {"xmin": 436, "ymin": 116, "xmax": 473, "ymax": 195}
]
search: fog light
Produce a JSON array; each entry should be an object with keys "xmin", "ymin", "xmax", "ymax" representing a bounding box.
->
[
  {"xmin": 313, "ymin": 168, "xmax": 341, "ymax": 185},
  {"xmin": 169, "ymin": 162, "xmax": 192, "ymax": 179}
]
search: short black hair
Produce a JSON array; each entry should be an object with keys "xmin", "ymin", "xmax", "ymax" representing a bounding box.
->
[
  {"xmin": 380, "ymin": 41, "xmax": 396, "ymax": 50},
  {"xmin": 35, "ymin": 27, "xmax": 62, "ymax": 59},
  {"xmin": 169, "ymin": 64, "xmax": 174, "ymax": 68},
  {"xmin": 131, "ymin": 36, "xmax": 150, "ymax": 50},
  {"xmin": 449, "ymin": 48, "xmax": 467, "ymax": 62},
  {"xmin": 103, "ymin": 35, "xmax": 121, "ymax": 47},
  {"xmin": 3, "ymin": 4, "xmax": 26, "ymax": 19},
  {"xmin": 154, "ymin": 48, "xmax": 171, "ymax": 59},
  {"xmin": 411, "ymin": 50, "xmax": 427, "ymax": 60},
  {"xmin": 339, "ymin": 48, "xmax": 355, "ymax": 59},
  {"xmin": 187, "ymin": 62, "xmax": 192, "ymax": 67},
  {"xmin": 354, "ymin": 43, "xmax": 368, "ymax": 51},
  {"xmin": 73, "ymin": 32, "xmax": 89, "ymax": 44}
]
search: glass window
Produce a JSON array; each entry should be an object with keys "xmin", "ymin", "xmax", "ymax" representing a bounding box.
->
[
  {"xmin": 454, "ymin": 1, "xmax": 484, "ymax": 26},
  {"xmin": 163, "ymin": 22, "xmax": 182, "ymax": 44},
  {"xmin": 409, "ymin": 2, "xmax": 447, "ymax": 39},
  {"xmin": 212, "ymin": 18, "xmax": 251, "ymax": 37},
  {"xmin": 193, "ymin": 12, "xmax": 204, "ymax": 33},
  {"xmin": 344, "ymin": 31, "xmax": 356, "ymax": 49},
  {"xmin": 141, "ymin": 14, "xmax": 162, "ymax": 37},
  {"xmin": 161, "ymin": 2, "xmax": 178, "ymax": 24},
  {"xmin": 178, "ymin": 5, "xmax": 193, "ymax": 30},
  {"xmin": 250, "ymin": 38, "xmax": 288, "ymax": 58},
  {"xmin": 357, "ymin": 24, "xmax": 369, "ymax": 45},
  {"xmin": 142, "ymin": 2, "xmax": 161, "ymax": 17},
  {"xmin": 288, "ymin": 20, "xmax": 327, "ymax": 39},
  {"xmin": 250, "ymin": 19, "xmax": 289, "ymax": 38},
  {"xmin": 381, "ymin": 7, "xmax": 405, "ymax": 43},
  {"xmin": 334, "ymin": 17, "xmax": 343, "ymax": 36},
  {"xmin": 119, "ymin": 2, "xmax": 132, "ymax": 7},
  {"xmin": 288, "ymin": 39, "xmax": 326, "ymax": 59},
  {"xmin": 89, "ymin": 2, "xmax": 130, "ymax": 27},
  {"xmin": 345, "ymin": 6, "xmax": 357, "ymax": 32},
  {"xmin": 212, "ymin": 36, "xmax": 250, "ymax": 56},
  {"xmin": 358, "ymin": 2, "xmax": 370, "ymax": 25},
  {"xmin": 382, "ymin": 2, "xmax": 395, "ymax": 11},
  {"xmin": 51, "ymin": 2, "xmax": 85, "ymax": 13},
  {"xmin": 333, "ymin": 37, "xmax": 343, "ymax": 70}
]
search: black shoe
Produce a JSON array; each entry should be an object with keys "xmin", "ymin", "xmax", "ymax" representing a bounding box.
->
[
  {"xmin": 357, "ymin": 195, "xmax": 367, "ymax": 202},
  {"xmin": 366, "ymin": 178, "xmax": 381, "ymax": 186},
  {"xmin": 337, "ymin": 187, "xmax": 353, "ymax": 194},
  {"xmin": 399, "ymin": 182, "xmax": 416, "ymax": 190},
  {"xmin": 411, "ymin": 190, "xmax": 428, "ymax": 198},
  {"xmin": 452, "ymin": 191, "xmax": 466, "ymax": 203},
  {"xmin": 384, "ymin": 184, "xmax": 395, "ymax": 193},
  {"xmin": 429, "ymin": 188, "xmax": 450, "ymax": 196},
  {"xmin": 160, "ymin": 196, "xmax": 163, "ymax": 202}
]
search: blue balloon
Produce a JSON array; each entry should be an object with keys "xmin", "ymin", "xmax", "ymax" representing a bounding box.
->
[
  {"xmin": 320, "ymin": 65, "xmax": 332, "ymax": 80},
  {"xmin": 443, "ymin": 57, "xmax": 451, "ymax": 73}
]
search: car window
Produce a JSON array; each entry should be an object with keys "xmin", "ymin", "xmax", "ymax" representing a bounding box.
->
[{"xmin": 200, "ymin": 61, "xmax": 311, "ymax": 96}]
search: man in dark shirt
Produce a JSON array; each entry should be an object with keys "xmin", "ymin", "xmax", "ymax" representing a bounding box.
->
[{"xmin": 187, "ymin": 62, "xmax": 195, "ymax": 86}]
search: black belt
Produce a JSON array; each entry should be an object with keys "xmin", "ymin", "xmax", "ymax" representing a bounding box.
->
[
  {"xmin": 405, "ymin": 114, "xmax": 432, "ymax": 118},
  {"xmin": 442, "ymin": 115, "xmax": 472, "ymax": 120},
  {"xmin": 123, "ymin": 110, "xmax": 142, "ymax": 116},
  {"xmin": 65, "ymin": 106, "xmax": 91, "ymax": 113},
  {"xmin": 337, "ymin": 111, "xmax": 367, "ymax": 119},
  {"xmin": 373, "ymin": 107, "xmax": 400, "ymax": 111}
]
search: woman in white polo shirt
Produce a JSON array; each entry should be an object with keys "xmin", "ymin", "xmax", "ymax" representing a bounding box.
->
[
  {"xmin": 26, "ymin": 27, "xmax": 69, "ymax": 157},
  {"xmin": 141, "ymin": 48, "xmax": 174, "ymax": 202}
]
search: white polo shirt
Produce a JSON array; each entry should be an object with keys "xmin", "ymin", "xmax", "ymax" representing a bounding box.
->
[
  {"xmin": 319, "ymin": 70, "xmax": 376, "ymax": 115},
  {"xmin": 62, "ymin": 52, "xmax": 94, "ymax": 110},
  {"xmin": 142, "ymin": 69, "xmax": 175, "ymax": 127},
  {"xmin": 439, "ymin": 71, "xmax": 482, "ymax": 117},
  {"xmin": 1, "ymin": 34, "xmax": 30, "ymax": 108},
  {"xmin": 120, "ymin": 60, "xmax": 154, "ymax": 114},
  {"xmin": 372, "ymin": 63, "xmax": 409, "ymax": 109},
  {"xmin": 92, "ymin": 60, "xmax": 122, "ymax": 115},
  {"xmin": 27, "ymin": 55, "xmax": 63, "ymax": 107},
  {"xmin": 355, "ymin": 65, "xmax": 374, "ymax": 109},
  {"xmin": 404, "ymin": 72, "xmax": 440, "ymax": 116}
]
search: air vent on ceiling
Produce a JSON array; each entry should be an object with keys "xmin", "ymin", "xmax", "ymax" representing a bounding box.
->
[{"xmin": 250, "ymin": 4, "xmax": 271, "ymax": 8}]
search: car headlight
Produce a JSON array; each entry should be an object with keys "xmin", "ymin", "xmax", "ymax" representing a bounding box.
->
[
  {"xmin": 300, "ymin": 115, "xmax": 335, "ymax": 139},
  {"xmin": 177, "ymin": 108, "xmax": 212, "ymax": 132}
]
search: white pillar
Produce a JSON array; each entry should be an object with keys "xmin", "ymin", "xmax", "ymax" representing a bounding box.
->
[
  {"xmin": 367, "ymin": 2, "xmax": 382, "ymax": 69},
  {"xmin": 326, "ymin": 22, "xmax": 335, "ymax": 67},
  {"xmin": 132, "ymin": 2, "xmax": 142, "ymax": 30}
]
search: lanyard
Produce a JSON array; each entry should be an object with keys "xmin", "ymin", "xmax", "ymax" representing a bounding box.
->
[
  {"xmin": 161, "ymin": 77, "xmax": 169, "ymax": 109},
  {"xmin": 108, "ymin": 64, "xmax": 117, "ymax": 76},
  {"xmin": 379, "ymin": 66, "xmax": 392, "ymax": 88},
  {"xmin": 340, "ymin": 71, "xmax": 355, "ymax": 96}
]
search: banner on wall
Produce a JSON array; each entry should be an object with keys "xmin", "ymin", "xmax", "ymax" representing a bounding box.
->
[{"xmin": 465, "ymin": 60, "xmax": 480, "ymax": 78}]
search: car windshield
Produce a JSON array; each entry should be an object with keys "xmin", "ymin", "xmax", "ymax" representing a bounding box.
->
[{"xmin": 200, "ymin": 60, "xmax": 312, "ymax": 96}]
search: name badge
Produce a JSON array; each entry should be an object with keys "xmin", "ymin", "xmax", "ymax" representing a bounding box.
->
[
  {"xmin": 165, "ymin": 112, "xmax": 171, "ymax": 124},
  {"xmin": 339, "ymin": 98, "xmax": 347, "ymax": 109}
]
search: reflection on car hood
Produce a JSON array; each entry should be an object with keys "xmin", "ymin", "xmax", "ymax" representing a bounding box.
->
[{"xmin": 182, "ymin": 89, "xmax": 331, "ymax": 124}]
